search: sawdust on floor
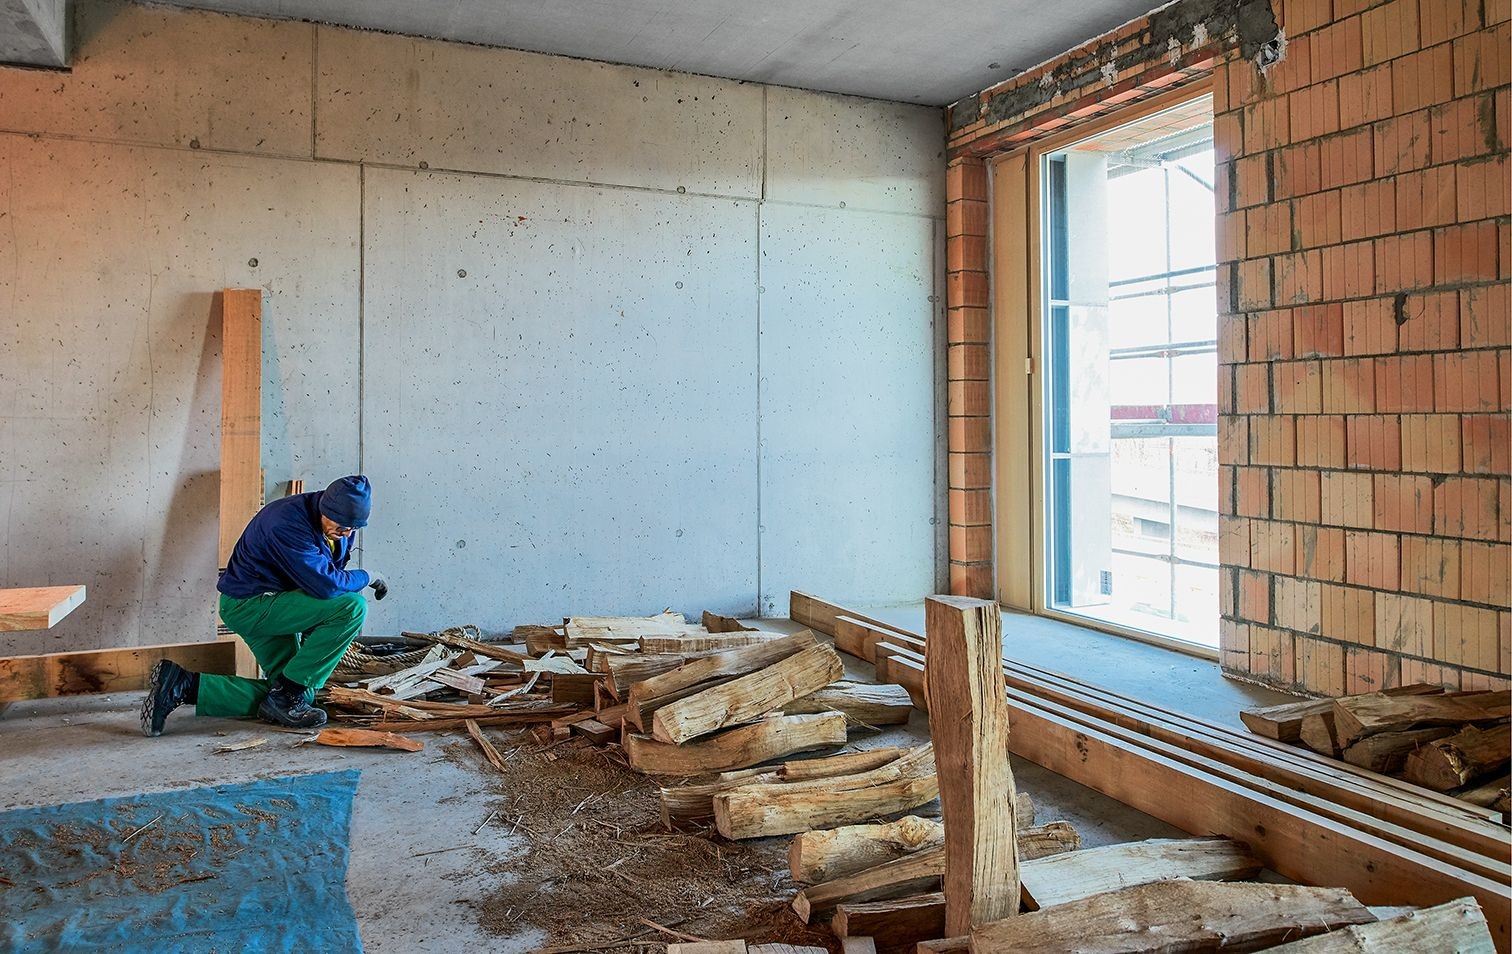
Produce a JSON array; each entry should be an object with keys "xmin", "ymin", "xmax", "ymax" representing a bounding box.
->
[{"xmin": 443, "ymin": 729, "xmax": 840, "ymax": 952}]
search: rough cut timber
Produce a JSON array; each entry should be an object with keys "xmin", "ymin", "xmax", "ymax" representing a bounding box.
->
[
  {"xmin": 792, "ymin": 844, "xmax": 946, "ymax": 923},
  {"xmin": 924, "ymin": 595, "xmax": 1018, "ymax": 935},
  {"xmin": 1017, "ymin": 837, "xmax": 1261, "ymax": 911},
  {"xmin": 0, "ymin": 640, "xmax": 236, "ymax": 703},
  {"xmin": 0, "ymin": 585, "xmax": 86, "ymax": 632},
  {"xmin": 782, "ymin": 682, "xmax": 915, "ymax": 726},
  {"xmin": 714, "ymin": 744, "xmax": 939, "ymax": 840},
  {"xmin": 1259, "ymin": 897, "xmax": 1495, "ymax": 953},
  {"xmin": 625, "ymin": 712, "xmax": 847, "ymax": 777},
  {"xmin": 1404, "ymin": 724, "xmax": 1512, "ymax": 792},
  {"xmin": 626, "ymin": 630, "xmax": 817, "ymax": 730},
  {"xmin": 969, "ymin": 880, "xmax": 1376, "ymax": 953},
  {"xmin": 1342, "ymin": 726, "xmax": 1459, "ymax": 773},
  {"xmin": 313, "ymin": 727, "xmax": 423, "ymax": 752},
  {"xmin": 1239, "ymin": 685, "xmax": 1444, "ymax": 741},
  {"xmin": 651, "ymin": 643, "xmax": 845, "ymax": 744},
  {"xmin": 1332, "ymin": 693, "xmax": 1512, "ymax": 748},
  {"xmin": 833, "ymin": 892, "xmax": 944, "ymax": 949},
  {"xmin": 790, "ymin": 818, "xmax": 1076, "ymax": 885},
  {"xmin": 219, "ymin": 288, "xmax": 264, "ymax": 679}
]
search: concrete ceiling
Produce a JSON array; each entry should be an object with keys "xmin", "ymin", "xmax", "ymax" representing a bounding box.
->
[{"xmin": 151, "ymin": 0, "xmax": 1165, "ymax": 106}]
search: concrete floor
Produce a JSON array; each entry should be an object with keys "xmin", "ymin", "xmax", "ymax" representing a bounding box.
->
[{"xmin": 0, "ymin": 613, "xmax": 1276, "ymax": 952}]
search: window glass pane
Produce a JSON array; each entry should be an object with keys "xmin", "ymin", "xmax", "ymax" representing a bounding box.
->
[{"xmin": 1042, "ymin": 95, "xmax": 1218, "ymax": 649}]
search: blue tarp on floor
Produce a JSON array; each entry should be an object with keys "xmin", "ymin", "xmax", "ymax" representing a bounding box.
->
[{"xmin": 0, "ymin": 770, "xmax": 363, "ymax": 954}]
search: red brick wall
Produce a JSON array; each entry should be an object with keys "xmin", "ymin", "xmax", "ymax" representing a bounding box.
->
[
  {"xmin": 1217, "ymin": 0, "xmax": 1511, "ymax": 694},
  {"xmin": 945, "ymin": 0, "xmax": 1510, "ymax": 693}
]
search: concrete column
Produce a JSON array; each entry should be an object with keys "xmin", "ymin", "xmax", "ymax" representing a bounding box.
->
[{"xmin": 0, "ymin": 0, "xmax": 67, "ymax": 67}]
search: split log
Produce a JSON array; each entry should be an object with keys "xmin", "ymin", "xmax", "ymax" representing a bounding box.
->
[
  {"xmin": 924, "ymin": 595, "xmax": 1017, "ymax": 934},
  {"xmin": 1332, "ymin": 692, "xmax": 1511, "ymax": 747},
  {"xmin": 606, "ymin": 652, "xmax": 687, "ymax": 692},
  {"xmin": 833, "ymin": 893, "xmax": 944, "ymax": 949},
  {"xmin": 778, "ymin": 747, "xmax": 909, "ymax": 781},
  {"xmin": 464, "ymin": 719, "xmax": 506, "ymax": 770},
  {"xmin": 1299, "ymin": 711, "xmax": 1344, "ymax": 757},
  {"xmin": 1341, "ymin": 726, "xmax": 1458, "ymax": 773},
  {"xmin": 791, "ymin": 818, "xmax": 1077, "ymax": 885},
  {"xmin": 1239, "ymin": 684, "xmax": 1443, "ymax": 741},
  {"xmin": 625, "ymin": 712, "xmax": 847, "ymax": 777},
  {"xmin": 969, "ymin": 880, "xmax": 1375, "ymax": 953},
  {"xmin": 1404, "ymin": 724, "xmax": 1512, "ymax": 792},
  {"xmin": 313, "ymin": 727, "xmax": 423, "ymax": 752},
  {"xmin": 1017, "ymin": 836, "xmax": 1262, "ymax": 910},
  {"xmin": 1456, "ymin": 774, "xmax": 1512, "ymax": 810},
  {"xmin": 783, "ymin": 682, "xmax": 915, "ymax": 726},
  {"xmin": 625, "ymin": 631, "xmax": 817, "ymax": 730},
  {"xmin": 651, "ymin": 644, "xmax": 845, "ymax": 744},
  {"xmin": 660, "ymin": 768, "xmax": 777, "ymax": 828},
  {"xmin": 792, "ymin": 845, "xmax": 946, "ymax": 923},
  {"xmin": 1259, "ymin": 897, "xmax": 1494, "ymax": 952},
  {"xmin": 714, "ymin": 744, "xmax": 939, "ymax": 840}
]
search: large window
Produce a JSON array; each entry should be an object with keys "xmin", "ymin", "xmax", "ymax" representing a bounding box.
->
[{"xmin": 1038, "ymin": 96, "xmax": 1218, "ymax": 648}]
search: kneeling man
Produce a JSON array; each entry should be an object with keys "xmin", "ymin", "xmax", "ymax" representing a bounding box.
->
[{"xmin": 142, "ymin": 475, "xmax": 389, "ymax": 735}]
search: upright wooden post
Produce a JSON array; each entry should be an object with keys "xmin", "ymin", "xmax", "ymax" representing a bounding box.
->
[
  {"xmin": 220, "ymin": 289, "xmax": 263, "ymax": 678},
  {"xmin": 924, "ymin": 595, "xmax": 1019, "ymax": 935}
]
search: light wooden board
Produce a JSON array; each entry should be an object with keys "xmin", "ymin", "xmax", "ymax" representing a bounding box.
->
[
  {"xmin": 220, "ymin": 288, "xmax": 263, "ymax": 679},
  {"xmin": 0, "ymin": 585, "xmax": 86, "ymax": 632},
  {"xmin": 0, "ymin": 640, "xmax": 236, "ymax": 702}
]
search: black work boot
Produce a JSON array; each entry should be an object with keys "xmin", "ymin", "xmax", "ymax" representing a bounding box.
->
[
  {"xmin": 140, "ymin": 660, "xmax": 199, "ymax": 737},
  {"xmin": 257, "ymin": 674, "xmax": 328, "ymax": 729}
]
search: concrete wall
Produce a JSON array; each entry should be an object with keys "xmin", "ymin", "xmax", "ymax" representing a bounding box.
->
[{"xmin": 0, "ymin": 0, "xmax": 945, "ymax": 651}]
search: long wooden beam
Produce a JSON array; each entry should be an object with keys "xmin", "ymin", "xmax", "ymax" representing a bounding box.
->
[
  {"xmin": 220, "ymin": 288, "xmax": 263, "ymax": 678},
  {"xmin": 0, "ymin": 641, "xmax": 236, "ymax": 703}
]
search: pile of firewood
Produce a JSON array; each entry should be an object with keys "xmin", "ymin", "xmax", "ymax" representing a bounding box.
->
[{"xmin": 1241, "ymin": 685, "xmax": 1511, "ymax": 810}]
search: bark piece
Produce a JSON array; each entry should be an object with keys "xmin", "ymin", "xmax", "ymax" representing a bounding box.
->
[
  {"xmin": 1404, "ymin": 724, "xmax": 1512, "ymax": 792},
  {"xmin": 924, "ymin": 595, "xmax": 1018, "ymax": 935},
  {"xmin": 314, "ymin": 727, "xmax": 423, "ymax": 752},
  {"xmin": 625, "ymin": 712, "xmax": 847, "ymax": 777},
  {"xmin": 625, "ymin": 631, "xmax": 817, "ymax": 730},
  {"xmin": 1332, "ymin": 692, "xmax": 1511, "ymax": 747},
  {"xmin": 1341, "ymin": 726, "xmax": 1459, "ymax": 773},
  {"xmin": 651, "ymin": 644, "xmax": 845, "ymax": 744},
  {"xmin": 1258, "ymin": 897, "xmax": 1494, "ymax": 953},
  {"xmin": 782, "ymin": 682, "xmax": 915, "ymax": 726},
  {"xmin": 969, "ymin": 880, "xmax": 1375, "ymax": 953}
]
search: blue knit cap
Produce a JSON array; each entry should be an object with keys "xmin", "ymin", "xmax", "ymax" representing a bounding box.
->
[{"xmin": 319, "ymin": 475, "xmax": 372, "ymax": 529}]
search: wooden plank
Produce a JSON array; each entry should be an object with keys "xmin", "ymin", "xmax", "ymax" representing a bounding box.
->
[
  {"xmin": 219, "ymin": 288, "xmax": 263, "ymax": 679},
  {"xmin": 1333, "ymin": 692, "xmax": 1512, "ymax": 748},
  {"xmin": 1240, "ymin": 685, "xmax": 1443, "ymax": 741},
  {"xmin": 625, "ymin": 712, "xmax": 847, "ymax": 777},
  {"xmin": 651, "ymin": 644, "xmax": 844, "ymax": 744},
  {"xmin": 0, "ymin": 640, "xmax": 235, "ymax": 702},
  {"xmin": 1259, "ymin": 897, "xmax": 1495, "ymax": 953},
  {"xmin": 969, "ymin": 880, "xmax": 1374, "ymax": 953},
  {"xmin": 0, "ymin": 585, "xmax": 86, "ymax": 632},
  {"xmin": 1017, "ymin": 837, "xmax": 1261, "ymax": 910},
  {"xmin": 626, "ymin": 631, "xmax": 816, "ymax": 730},
  {"xmin": 923, "ymin": 596, "xmax": 1017, "ymax": 936}
]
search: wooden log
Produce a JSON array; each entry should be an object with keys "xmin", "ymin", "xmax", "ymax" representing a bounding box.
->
[
  {"xmin": 314, "ymin": 727, "xmax": 423, "ymax": 752},
  {"xmin": 924, "ymin": 595, "xmax": 1017, "ymax": 935},
  {"xmin": 792, "ymin": 846, "xmax": 946, "ymax": 923},
  {"xmin": 0, "ymin": 584, "xmax": 86, "ymax": 632},
  {"xmin": 0, "ymin": 640, "xmax": 235, "ymax": 703},
  {"xmin": 1333, "ymin": 692, "xmax": 1512, "ymax": 748},
  {"xmin": 1456, "ymin": 775, "xmax": 1511, "ymax": 810},
  {"xmin": 1017, "ymin": 836, "xmax": 1262, "ymax": 911},
  {"xmin": 625, "ymin": 631, "xmax": 817, "ymax": 730},
  {"xmin": 1300, "ymin": 710, "xmax": 1344, "ymax": 757},
  {"xmin": 1240, "ymin": 685, "xmax": 1444, "ymax": 741},
  {"xmin": 1342, "ymin": 726, "xmax": 1459, "ymax": 773},
  {"xmin": 834, "ymin": 893, "xmax": 944, "ymax": 950},
  {"xmin": 651, "ymin": 644, "xmax": 845, "ymax": 744},
  {"xmin": 625, "ymin": 712, "xmax": 847, "ymax": 777},
  {"xmin": 606, "ymin": 652, "xmax": 687, "ymax": 692},
  {"xmin": 660, "ymin": 768, "xmax": 776, "ymax": 828},
  {"xmin": 465, "ymin": 719, "xmax": 506, "ymax": 770},
  {"xmin": 1258, "ymin": 897, "xmax": 1495, "ymax": 953},
  {"xmin": 1404, "ymin": 724, "xmax": 1512, "ymax": 792},
  {"xmin": 714, "ymin": 744, "xmax": 939, "ymax": 840},
  {"xmin": 782, "ymin": 682, "xmax": 915, "ymax": 726},
  {"xmin": 791, "ymin": 818, "xmax": 1075, "ymax": 885},
  {"xmin": 969, "ymin": 880, "xmax": 1375, "ymax": 953},
  {"xmin": 778, "ymin": 746, "xmax": 908, "ymax": 782}
]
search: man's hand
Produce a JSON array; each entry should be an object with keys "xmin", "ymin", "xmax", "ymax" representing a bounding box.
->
[{"xmin": 365, "ymin": 569, "xmax": 389, "ymax": 601}]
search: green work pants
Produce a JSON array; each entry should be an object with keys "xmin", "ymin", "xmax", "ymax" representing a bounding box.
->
[{"xmin": 197, "ymin": 590, "xmax": 366, "ymax": 718}]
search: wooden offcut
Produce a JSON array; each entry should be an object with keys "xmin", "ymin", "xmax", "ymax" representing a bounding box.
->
[
  {"xmin": 651, "ymin": 644, "xmax": 844, "ymax": 744},
  {"xmin": 924, "ymin": 595, "xmax": 1018, "ymax": 935},
  {"xmin": 791, "ymin": 845, "xmax": 946, "ymax": 923},
  {"xmin": 314, "ymin": 727, "xmax": 424, "ymax": 752},
  {"xmin": 0, "ymin": 640, "xmax": 236, "ymax": 703},
  {"xmin": 969, "ymin": 880, "xmax": 1375, "ymax": 953},
  {"xmin": 625, "ymin": 712, "xmax": 847, "ymax": 777},
  {"xmin": 465, "ymin": 719, "xmax": 506, "ymax": 770},
  {"xmin": 1332, "ymin": 693, "xmax": 1512, "ymax": 748},
  {"xmin": 1258, "ymin": 897, "xmax": 1495, "ymax": 953},
  {"xmin": 0, "ymin": 585, "xmax": 86, "ymax": 632},
  {"xmin": 1299, "ymin": 710, "xmax": 1344, "ymax": 757},
  {"xmin": 1404, "ymin": 724, "xmax": 1512, "ymax": 792},
  {"xmin": 219, "ymin": 288, "xmax": 264, "ymax": 679},
  {"xmin": 625, "ymin": 630, "xmax": 817, "ymax": 730},
  {"xmin": 832, "ymin": 892, "xmax": 944, "ymax": 948},
  {"xmin": 1342, "ymin": 726, "xmax": 1459, "ymax": 773},
  {"xmin": 1017, "ymin": 836, "xmax": 1262, "ymax": 910}
]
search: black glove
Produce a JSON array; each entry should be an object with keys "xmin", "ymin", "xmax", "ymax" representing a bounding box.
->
[{"xmin": 366, "ymin": 569, "xmax": 388, "ymax": 601}]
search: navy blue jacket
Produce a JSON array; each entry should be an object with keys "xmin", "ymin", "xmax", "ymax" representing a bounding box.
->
[{"xmin": 217, "ymin": 491, "xmax": 371, "ymax": 600}]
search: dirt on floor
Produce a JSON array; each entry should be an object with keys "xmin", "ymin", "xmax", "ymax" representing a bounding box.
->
[{"xmin": 441, "ymin": 728, "xmax": 840, "ymax": 952}]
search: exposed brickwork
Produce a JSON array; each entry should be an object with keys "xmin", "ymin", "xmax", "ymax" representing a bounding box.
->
[{"xmin": 1217, "ymin": 0, "xmax": 1511, "ymax": 693}]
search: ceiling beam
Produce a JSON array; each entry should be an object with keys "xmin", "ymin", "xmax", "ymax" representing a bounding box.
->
[{"xmin": 0, "ymin": 0, "xmax": 68, "ymax": 68}]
